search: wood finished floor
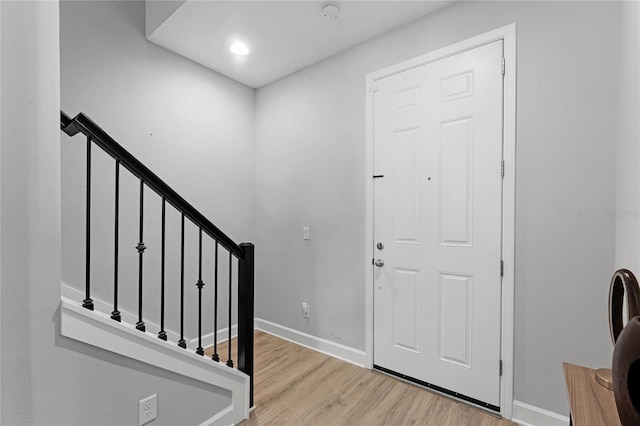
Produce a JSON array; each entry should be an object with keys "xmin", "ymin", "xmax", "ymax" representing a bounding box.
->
[{"xmin": 206, "ymin": 331, "xmax": 513, "ymax": 426}]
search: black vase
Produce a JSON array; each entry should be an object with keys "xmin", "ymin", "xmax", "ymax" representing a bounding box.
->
[{"xmin": 613, "ymin": 315, "xmax": 640, "ymax": 426}]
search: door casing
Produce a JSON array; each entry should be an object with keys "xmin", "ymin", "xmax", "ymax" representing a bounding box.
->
[{"xmin": 364, "ymin": 23, "xmax": 516, "ymax": 420}]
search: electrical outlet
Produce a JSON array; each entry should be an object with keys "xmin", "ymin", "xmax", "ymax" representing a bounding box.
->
[
  {"xmin": 139, "ymin": 394, "xmax": 157, "ymax": 425},
  {"xmin": 302, "ymin": 302, "xmax": 310, "ymax": 318}
]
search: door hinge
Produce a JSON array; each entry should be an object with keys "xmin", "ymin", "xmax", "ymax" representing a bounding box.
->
[
  {"xmin": 499, "ymin": 359, "xmax": 503, "ymax": 376},
  {"xmin": 501, "ymin": 58, "xmax": 506, "ymax": 76},
  {"xmin": 501, "ymin": 160, "xmax": 505, "ymax": 178},
  {"xmin": 500, "ymin": 260, "xmax": 504, "ymax": 277}
]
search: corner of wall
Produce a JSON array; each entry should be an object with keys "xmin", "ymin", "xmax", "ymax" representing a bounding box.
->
[
  {"xmin": 512, "ymin": 400, "xmax": 569, "ymax": 426},
  {"xmin": 145, "ymin": 0, "xmax": 185, "ymax": 39},
  {"xmin": 614, "ymin": 0, "xmax": 640, "ymax": 273}
]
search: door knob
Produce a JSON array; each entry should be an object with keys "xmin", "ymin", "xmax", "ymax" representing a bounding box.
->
[{"xmin": 375, "ymin": 259, "xmax": 385, "ymax": 267}]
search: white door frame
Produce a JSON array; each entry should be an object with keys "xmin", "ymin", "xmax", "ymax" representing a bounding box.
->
[{"xmin": 364, "ymin": 23, "xmax": 516, "ymax": 420}]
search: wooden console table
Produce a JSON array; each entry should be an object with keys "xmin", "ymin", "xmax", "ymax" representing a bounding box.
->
[{"xmin": 563, "ymin": 362, "xmax": 620, "ymax": 426}]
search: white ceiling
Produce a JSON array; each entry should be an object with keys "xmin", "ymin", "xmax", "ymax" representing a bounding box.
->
[{"xmin": 147, "ymin": 1, "xmax": 454, "ymax": 88}]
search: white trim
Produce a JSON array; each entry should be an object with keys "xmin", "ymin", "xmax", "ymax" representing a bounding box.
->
[
  {"xmin": 190, "ymin": 325, "xmax": 238, "ymax": 348},
  {"xmin": 512, "ymin": 400, "xmax": 569, "ymax": 426},
  {"xmin": 0, "ymin": 2, "xmax": 3, "ymax": 420},
  {"xmin": 60, "ymin": 284, "xmax": 180, "ymax": 340},
  {"xmin": 364, "ymin": 23, "xmax": 517, "ymax": 419},
  {"xmin": 199, "ymin": 404, "xmax": 235, "ymax": 426},
  {"xmin": 364, "ymin": 50, "xmax": 375, "ymax": 372},
  {"xmin": 60, "ymin": 296, "xmax": 250, "ymax": 424},
  {"xmin": 499, "ymin": 23, "xmax": 517, "ymax": 421},
  {"xmin": 255, "ymin": 318, "xmax": 367, "ymax": 367},
  {"xmin": 62, "ymin": 283, "xmax": 237, "ymax": 348}
]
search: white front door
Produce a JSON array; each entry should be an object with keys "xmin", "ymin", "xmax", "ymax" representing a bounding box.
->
[{"xmin": 373, "ymin": 40, "xmax": 504, "ymax": 409}]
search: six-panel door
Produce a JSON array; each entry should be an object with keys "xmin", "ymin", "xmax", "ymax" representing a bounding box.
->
[{"xmin": 373, "ymin": 40, "xmax": 504, "ymax": 408}]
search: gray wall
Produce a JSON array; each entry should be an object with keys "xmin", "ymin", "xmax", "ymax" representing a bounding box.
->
[
  {"xmin": 61, "ymin": 1, "xmax": 256, "ymax": 340},
  {"xmin": 615, "ymin": 0, "xmax": 640, "ymax": 272},
  {"xmin": 145, "ymin": 0, "xmax": 184, "ymax": 38},
  {"xmin": 1, "ymin": 1, "xmax": 232, "ymax": 425},
  {"xmin": 254, "ymin": 1, "xmax": 623, "ymax": 415},
  {"xmin": 3, "ymin": 0, "xmax": 633, "ymax": 422}
]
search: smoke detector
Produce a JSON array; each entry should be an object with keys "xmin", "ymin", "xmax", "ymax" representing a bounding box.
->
[{"xmin": 322, "ymin": 3, "xmax": 340, "ymax": 22}]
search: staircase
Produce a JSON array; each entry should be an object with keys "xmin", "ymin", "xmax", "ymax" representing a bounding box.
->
[{"xmin": 59, "ymin": 111, "xmax": 254, "ymax": 425}]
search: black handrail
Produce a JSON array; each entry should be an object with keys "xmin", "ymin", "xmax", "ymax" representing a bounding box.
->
[
  {"xmin": 60, "ymin": 111, "xmax": 244, "ymax": 259},
  {"xmin": 61, "ymin": 109, "xmax": 255, "ymax": 407}
]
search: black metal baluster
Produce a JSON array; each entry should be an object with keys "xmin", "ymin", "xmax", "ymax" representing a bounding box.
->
[
  {"xmin": 111, "ymin": 160, "xmax": 121, "ymax": 321},
  {"xmin": 227, "ymin": 253, "xmax": 234, "ymax": 368},
  {"xmin": 158, "ymin": 198, "xmax": 167, "ymax": 341},
  {"xmin": 136, "ymin": 179, "xmax": 146, "ymax": 332},
  {"xmin": 62, "ymin": 111, "xmax": 256, "ymax": 399},
  {"xmin": 178, "ymin": 213, "xmax": 187, "ymax": 349},
  {"xmin": 212, "ymin": 242, "xmax": 220, "ymax": 362},
  {"xmin": 196, "ymin": 229, "xmax": 205, "ymax": 355},
  {"xmin": 83, "ymin": 136, "xmax": 94, "ymax": 311}
]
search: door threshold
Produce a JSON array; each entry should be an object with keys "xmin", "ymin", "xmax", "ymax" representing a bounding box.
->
[{"xmin": 372, "ymin": 365, "xmax": 501, "ymax": 415}]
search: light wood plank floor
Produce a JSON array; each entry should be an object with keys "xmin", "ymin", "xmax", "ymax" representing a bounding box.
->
[{"xmin": 206, "ymin": 331, "xmax": 513, "ymax": 426}]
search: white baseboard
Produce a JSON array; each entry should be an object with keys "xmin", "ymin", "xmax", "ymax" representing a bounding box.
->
[
  {"xmin": 255, "ymin": 318, "xmax": 367, "ymax": 367},
  {"xmin": 512, "ymin": 400, "xmax": 569, "ymax": 426},
  {"xmin": 199, "ymin": 404, "xmax": 234, "ymax": 426},
  {"xmin": 190, "ymin": 325, "xmax": 238, "ymax": 349}
]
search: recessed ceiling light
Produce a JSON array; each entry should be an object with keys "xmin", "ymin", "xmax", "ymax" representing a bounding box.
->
[{"xmin": 230, "ymin": 41, "xmax": 249, "ymax": 56}]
